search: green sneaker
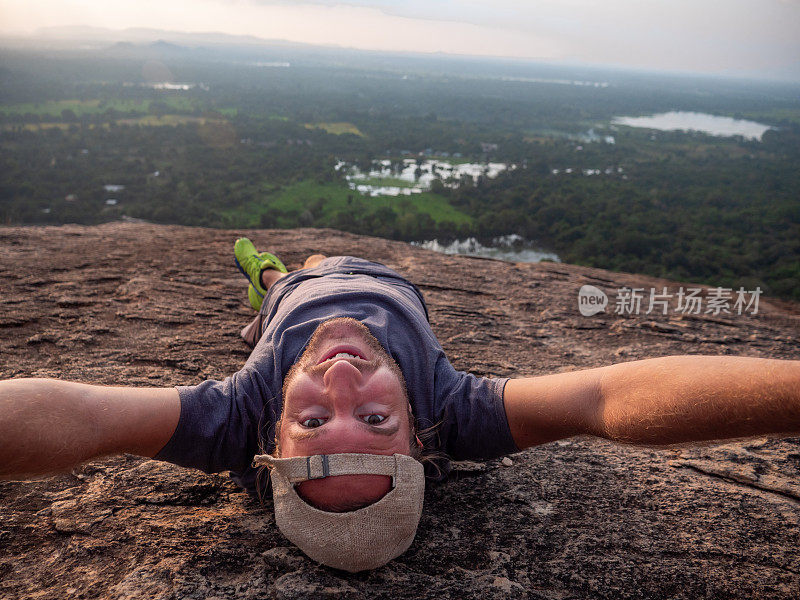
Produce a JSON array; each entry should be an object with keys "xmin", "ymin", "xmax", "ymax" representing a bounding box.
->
[
  {"xmin": 247, "ymin": 283, "xmax": 263, "ymax": 312},
  {"xmin": 234, "ymin": 238, "xmax": 288, "ymax": 308},
  {"xmin": 246, "ymin": 253, "xmax": 288, "ymax": 311}
]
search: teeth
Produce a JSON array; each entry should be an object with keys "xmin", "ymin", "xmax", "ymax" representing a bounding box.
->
[{"xmin": 329, "ymin": 352, "xmax": 359, "ymax": 361}]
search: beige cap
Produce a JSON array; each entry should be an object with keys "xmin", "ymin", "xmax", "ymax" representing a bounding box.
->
[{"xmin": 252, "ymin": 453, "xmax": 425, "ymax": 572}]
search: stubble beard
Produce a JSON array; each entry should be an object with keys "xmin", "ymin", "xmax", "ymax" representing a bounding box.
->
[{"xmin": 284, "ymin": 318, "xmax": 405, "ymax": 390}]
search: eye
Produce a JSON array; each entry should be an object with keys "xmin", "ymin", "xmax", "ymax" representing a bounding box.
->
[
  {"xmin": 301, "ymin": 417, "xmax": 326, "ymax": 428},
  {"xmin": 363, "ymin": 414, "xmax": 386, "ymax": 425}
]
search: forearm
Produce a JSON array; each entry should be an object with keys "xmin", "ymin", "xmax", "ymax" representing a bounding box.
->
[
  {"xmin": 596, "ymin": 355, "xmax": 800, "ymax": 445},
  {"xmin": 0, "ymin": 378, "xmax": 179, "ymax": 479}
]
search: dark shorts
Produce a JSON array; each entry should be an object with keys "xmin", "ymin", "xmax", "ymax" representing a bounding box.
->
[{"xmin": 240, "ymin": 256, "xmax": 428, "ymax": 348}]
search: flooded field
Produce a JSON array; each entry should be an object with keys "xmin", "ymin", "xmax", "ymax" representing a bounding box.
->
[
  {"xmin": 336, "ymin": 159, "xmax": 515, "ymax": 197},
  {"xmin": 413, "ymin": 235, "xmax": 560, "ymax": 263}
]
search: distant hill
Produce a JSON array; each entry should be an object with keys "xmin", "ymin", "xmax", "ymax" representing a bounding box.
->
[{"xmin": 32, "ymin": 25, "xmax": 333, "ymax": 50}]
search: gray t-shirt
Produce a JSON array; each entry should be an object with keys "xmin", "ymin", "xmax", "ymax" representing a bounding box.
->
[{"xmin": 155, "ymin": 257, "xmax": 517, "ymax": 495}]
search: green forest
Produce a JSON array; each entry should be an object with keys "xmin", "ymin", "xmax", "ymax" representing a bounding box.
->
[{"xmin": 1, "ymin": 41, "xmax": 799, "ymax": 299}]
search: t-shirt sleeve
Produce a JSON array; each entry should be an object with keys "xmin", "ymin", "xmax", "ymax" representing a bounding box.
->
[
  {"xmin": 433, "ymin": 365, "xmax": 519, "ymax": 461},
  {"xmin": 153, "ymin": 366, "xmax": 276, "ymax": 474}
]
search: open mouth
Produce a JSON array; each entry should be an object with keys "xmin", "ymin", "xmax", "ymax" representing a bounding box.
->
[{"xmin": 318, "ymin": 346, "xmax": 366, "ymax": 364}]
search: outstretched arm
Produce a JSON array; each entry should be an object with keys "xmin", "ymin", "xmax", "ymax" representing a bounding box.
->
[
  {"xmin": 504, "ymin": 355, "xmax": 800, "ymax": 450},
  {"xmin": 0, "ymin": 378, "xmax": 180, "ymax": 480}
]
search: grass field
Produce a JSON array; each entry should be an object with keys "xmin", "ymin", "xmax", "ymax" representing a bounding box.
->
[
  {"xmin": 4, "ymin": 115, "xmax": 230, "ymax": 131},
  {"xmin": 304, "ymin": 122, "xmax": 364, "ymax": 136},
  {"xmin": 0, "ymin": 97, "xmax": 198, "ymax": 118},
  {"xmin": 3, "ymin": 122, "xmax": 74, "ymax": 131},
  {"xmin": 354, "ymin": 177, "xmax": 418, "ymax": 188},
  {"xmin": 219, "ymin": 180, "xmax": 473, "ymax": 228},
  {"xmin": 116, "ymin": 115, "xmax": 227, "ymax": 127},
  {"xmin": 0, "ymin": 99, "xmax": 143, "ymax": 117}
]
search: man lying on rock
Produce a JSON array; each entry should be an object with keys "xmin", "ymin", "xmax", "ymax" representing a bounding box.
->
[{"xmin": 1, "ymin": 238, "xmax": 799, "ymax": 571}]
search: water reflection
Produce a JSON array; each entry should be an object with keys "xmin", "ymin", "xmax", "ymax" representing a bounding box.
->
[
  {"xmin": 612, "ymin": 111, "xmax": 773, "ymax": 141},
  {"xmin": 336, "ymin": 159, "xmax": 514, "ymax": 197},
  {"xmin": 413, "ymin": 235, "xmax": 560, "ymax": 263}
]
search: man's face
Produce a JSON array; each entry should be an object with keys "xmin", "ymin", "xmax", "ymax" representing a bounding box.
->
[{"xmin": 279, "ymin": 318, "xmax": 413, "ymax": 511}]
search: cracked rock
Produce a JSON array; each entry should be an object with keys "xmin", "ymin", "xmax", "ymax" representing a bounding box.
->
[{"xmin": 0, "ymin": 223, "xmax": 799, "ymax": 599}]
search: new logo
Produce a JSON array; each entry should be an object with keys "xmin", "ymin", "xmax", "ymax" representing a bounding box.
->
[{"xmin": 578, "ymin": 285, "xmax": 608, "ymax": 316}]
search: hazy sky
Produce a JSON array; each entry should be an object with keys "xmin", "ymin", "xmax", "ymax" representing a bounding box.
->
[{"xmin": 1, "ymin": 0, "xmax": 799, "ymax": 78}]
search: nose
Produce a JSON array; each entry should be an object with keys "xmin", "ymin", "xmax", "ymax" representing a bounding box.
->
[{"xmin": 322, "ymin": 359, "xmax": 363, "ymax": 397}]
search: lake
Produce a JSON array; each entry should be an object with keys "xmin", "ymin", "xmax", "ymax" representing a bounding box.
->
[{"xmin": 612, "ymin": 111, "xmax": 773, "ymax": 141}]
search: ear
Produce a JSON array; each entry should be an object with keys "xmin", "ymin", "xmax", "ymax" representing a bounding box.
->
[{"xmin": 415, "ymin": 434, "xmax": 423, "ymax": 448}]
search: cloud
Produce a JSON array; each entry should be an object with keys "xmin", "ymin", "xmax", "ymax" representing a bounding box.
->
[{"xmin": 241, "ymin": 0, "xmax": 800, "ymax": 52}]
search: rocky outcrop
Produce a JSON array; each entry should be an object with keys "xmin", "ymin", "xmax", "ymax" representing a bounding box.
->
[{"xmin": 1, "ymin": 223, "xmax": 799, "ymax": 599}]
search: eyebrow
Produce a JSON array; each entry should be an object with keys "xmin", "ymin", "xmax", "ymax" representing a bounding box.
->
[{"xmin": 287, "ymin": 420, "xmax": 401, "ymax": 442}]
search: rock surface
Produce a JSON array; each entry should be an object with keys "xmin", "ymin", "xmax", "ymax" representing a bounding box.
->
[{"xmin": 1, "ymin": 222, "xmax": 799, "ymax": 599}]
